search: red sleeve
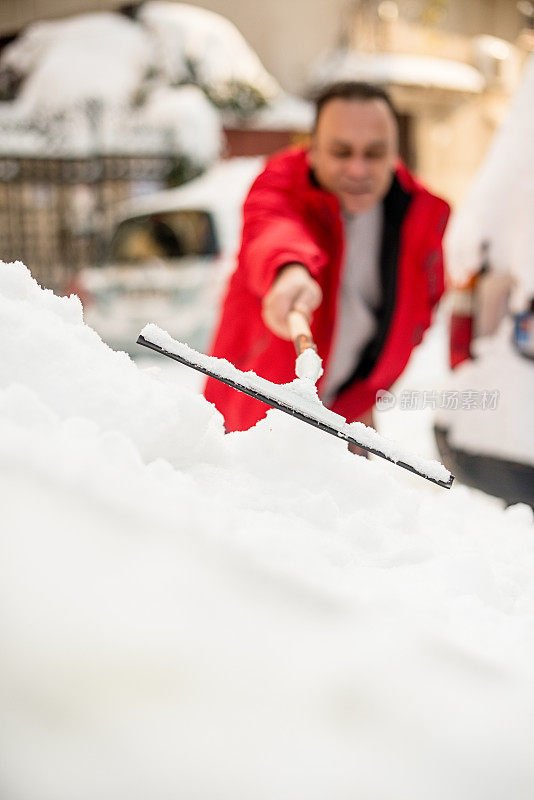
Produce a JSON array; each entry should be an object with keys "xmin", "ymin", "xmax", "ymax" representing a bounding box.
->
[{"xmin": 239, "ymin": 165, "xmax": 329, "ymax": 298}]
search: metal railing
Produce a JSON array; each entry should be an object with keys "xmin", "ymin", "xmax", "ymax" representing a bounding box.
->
[{"xmin": 0, "ymin": 153, "xmax": 176, "ymax": 291}]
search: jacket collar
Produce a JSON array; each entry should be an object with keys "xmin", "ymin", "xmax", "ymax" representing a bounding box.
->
[{"xmin": 306, "ymin": 162, "xmax": 412, "ymax": 222}]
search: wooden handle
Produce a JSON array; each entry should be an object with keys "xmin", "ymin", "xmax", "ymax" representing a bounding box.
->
[{"xmin": 288, "ymin": 310, "xmax": 317, "ymax": 356}]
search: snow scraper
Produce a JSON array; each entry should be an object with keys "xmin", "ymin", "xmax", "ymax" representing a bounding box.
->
[{"xmin": 137, "ymin": 312, "xmax": 454, "ymax": 490}]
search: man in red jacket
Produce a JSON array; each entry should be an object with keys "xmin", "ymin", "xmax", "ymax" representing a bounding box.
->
[{"xmin": 204, "ymin": 82, "xmax": 450, "ymax": 435}]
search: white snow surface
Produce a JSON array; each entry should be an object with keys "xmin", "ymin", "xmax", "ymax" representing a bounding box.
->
[
  {"xmin": 2, "ymin": 260, "xmax": 534, "ymax": 799},
  {"xmin": 445, "ymin": 54, "xmax": 534, "ymax": 303}
]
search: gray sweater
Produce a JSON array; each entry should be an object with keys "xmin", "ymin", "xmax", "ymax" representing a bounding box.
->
[{"xmin": 320, "ymin": 202, "xmax": 383, "ymax": 406}]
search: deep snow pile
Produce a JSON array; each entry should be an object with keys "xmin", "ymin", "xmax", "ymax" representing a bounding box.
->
[
  {"xmin": 445, "ymin": 54, "xmax": 534, "ymax": 304},
  {"xmin": 2, "ymin": 260, "xmax": 534, "ymax": 800}
]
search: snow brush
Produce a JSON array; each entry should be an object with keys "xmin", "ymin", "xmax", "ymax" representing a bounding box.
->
[{"xmin": 137, "ymin": 315, "xmax": 454, "ymax": 490}]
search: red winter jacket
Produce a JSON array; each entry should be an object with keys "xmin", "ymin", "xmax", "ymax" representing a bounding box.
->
[{"xmin": 204, "ymin": 146, "xmax": 450, "ymax": 431}]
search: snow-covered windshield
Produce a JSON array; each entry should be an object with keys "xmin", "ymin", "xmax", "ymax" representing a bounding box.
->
[{"xmin": 108, "ymin": 210, "xmax": 219, "ymax": 264}]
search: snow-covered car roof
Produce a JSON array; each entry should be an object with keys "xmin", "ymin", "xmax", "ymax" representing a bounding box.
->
[
  {"xmin": 445, "ymin": 54, "xmax": 534, "ymax": 306},
  {"xmin": 114, "ymin": 156, "xmax": 265, "ymax": 254}
]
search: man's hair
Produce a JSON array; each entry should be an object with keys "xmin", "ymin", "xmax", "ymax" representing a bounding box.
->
[{"xmin": 312, "ymin": 81, "xmax": 398, "ymax": 129}]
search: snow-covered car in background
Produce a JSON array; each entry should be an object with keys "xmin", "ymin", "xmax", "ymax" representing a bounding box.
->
[
  {"xmin": 70, "ymin": 157, "xmax": 263, "ymax": 355},
  {"xmin": 435, "ymin": 54, "xmax": 534, "ymax": 508},
  {"xmin": 434, "ymin": 275, "xmax": 534, "ymax": 508}
]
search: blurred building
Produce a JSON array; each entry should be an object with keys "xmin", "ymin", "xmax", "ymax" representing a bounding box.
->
[
  {"xmin": 2, "ymin": 1, "xmax": 532, "ymax": 205},
  {"xmin": 324, "ymin": 0, "xmax": 528, "ymax": 203},
  {"xmin": 180, "ymin": 0, "xmax": 531, "ymax": 204},
  {"xmin": 2, "ymin": 0, "xmax": 534, "ymax": 291}
]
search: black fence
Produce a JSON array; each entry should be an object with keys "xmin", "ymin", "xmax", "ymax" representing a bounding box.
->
[{"xmin": 0, "ymin": 154, "xmax": 177, "ymax": 292}]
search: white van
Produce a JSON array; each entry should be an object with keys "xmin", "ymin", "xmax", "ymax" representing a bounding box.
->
[{"xmin": 70, "ymin": 157, "xmax": 264, "ymax": 355}]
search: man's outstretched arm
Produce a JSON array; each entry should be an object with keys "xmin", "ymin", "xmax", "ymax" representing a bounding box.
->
[{"xmin": 239, "ymin": 164, "xmax": 329, "ymax": 312}]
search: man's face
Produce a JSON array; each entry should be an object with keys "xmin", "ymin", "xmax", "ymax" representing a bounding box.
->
[{"xmin": 309, "ymin": 97, "xmax": 398, "ymax": 215}]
